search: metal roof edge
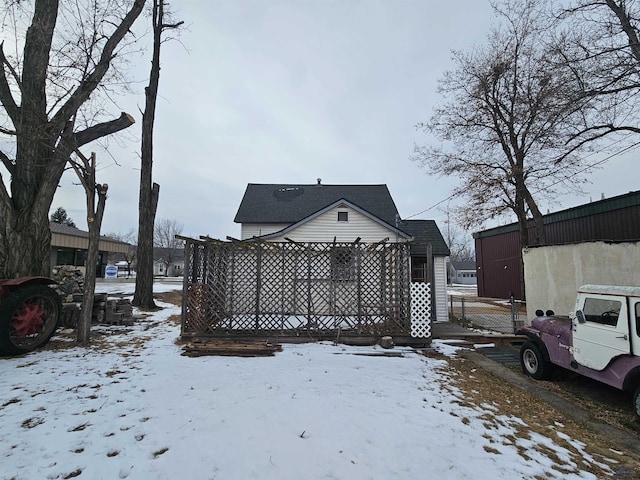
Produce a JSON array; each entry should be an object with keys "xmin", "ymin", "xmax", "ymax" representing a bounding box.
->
[{"xmin": 473, "ymin": 190, "xmax": 640, "ymax": 239}]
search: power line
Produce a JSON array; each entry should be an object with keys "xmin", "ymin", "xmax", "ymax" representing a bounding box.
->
[
  {"xmin": 405, "ymin": 141, "xmax": 640, "ymax": 220},
  {"xmin": 404, "ymin": 192, "xmax": 457, "ymax": 220},
  {"xmin": 531, "ymin": 140, "xmax": 640, "ymax": 195}
]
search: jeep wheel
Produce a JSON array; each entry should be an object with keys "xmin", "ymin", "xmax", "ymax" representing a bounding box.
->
[
  {"xmin": 633, "ymin": 386, "xmax": 640, "ymax": 418},
  {"xmin": 520, "ymin": 341, "xmax": 551, "ymax": 380},
  {"xmin": 0, "ymin": 285, "xmax": 61, "ymax": 356}
]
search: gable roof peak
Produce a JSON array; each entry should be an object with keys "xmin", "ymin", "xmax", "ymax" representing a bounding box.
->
[{"xmin": 235, "ymin": 183, "xmax": 399, "ymax": 225}]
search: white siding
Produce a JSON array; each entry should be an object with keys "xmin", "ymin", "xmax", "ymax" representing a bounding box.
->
[
  {"xmin": 241, "ymin": 224, "xmax": 289, "ymax": 240},
  {"xmin": 262, "ymin": 206, "xmax": 406, "ymax": 243},
  {"xmin": 433, "ymin": 256, "xmax": 448, "ymax": 322}
]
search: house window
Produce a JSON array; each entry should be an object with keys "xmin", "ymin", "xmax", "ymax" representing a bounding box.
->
[
  {"xmin": 331, "ymin": 247, "xmax": 355, "ymax": 281},
  {"xmin": 338, "ymin": 211, "xmax": 348, "ymax": 222},
  {"xmin": 411, "ymin": 258, "xmax": 429, "ymax": 283},
  {"xmin": 56, "ymin": 248, "xmax": 75, "ymax": 266}
]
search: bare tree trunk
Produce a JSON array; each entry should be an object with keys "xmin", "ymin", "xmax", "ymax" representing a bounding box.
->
[
  {"xmin": 70, "ymin": 152, "xmax": 108, "ymax": 346},
  {"xmin": 0, "ymin": 207, "xmax": 52, "ymax": 278},
  {"xmin": 523, "ymin": 187, "xmax": 546, "ymax": 246},
  {"xmin": 132, "ymin": 0, "xmax": 182, "ymax": 308},
  {"xmin": 77, "ymin": 188, "xmax": 107, "ymax": 345},
  {"xmin": 133, "ymin": 181, "xmax": 159, "ymax": 308},
  {"xmin": 514, "ymin": 178, "xmax": 529, "ymax": 301}
]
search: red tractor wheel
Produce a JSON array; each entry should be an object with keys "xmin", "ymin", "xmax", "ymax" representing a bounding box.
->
[{"xmin": 0, "ymin": 285, "xmax": 61, "ymax": 355}]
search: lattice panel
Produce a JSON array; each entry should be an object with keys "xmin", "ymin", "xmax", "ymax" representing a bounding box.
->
[
  {"xmin": 181, "ymin": 239, "xmax": 412, "ymax": 337},
  {"xmin": 410, "ymin": 282, "xmax": 431, "ymax": 338}
]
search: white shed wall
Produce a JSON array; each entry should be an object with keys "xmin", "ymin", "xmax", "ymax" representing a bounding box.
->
[
  {"xmin": 433, "ymin": 256, "xmax": 448, "ymax": 322},
  {"xmin": 523, "ymin": 241, "xmax": 640, "ymax": 318}
]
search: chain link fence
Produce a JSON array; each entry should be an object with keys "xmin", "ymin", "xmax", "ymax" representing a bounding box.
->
[{"xmin": 448, "ymin": 295, "xmax": 526, "ymax": 334}]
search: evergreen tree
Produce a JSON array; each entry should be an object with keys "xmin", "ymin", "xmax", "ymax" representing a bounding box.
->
[{"xmin": 50, "ymin": 207, "xmax": 76, "ymax": 228}]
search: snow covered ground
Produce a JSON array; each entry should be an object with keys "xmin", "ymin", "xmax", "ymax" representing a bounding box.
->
[{"xmin": 0, "ymin": 282, "xmax": 627, "ymax": 479}]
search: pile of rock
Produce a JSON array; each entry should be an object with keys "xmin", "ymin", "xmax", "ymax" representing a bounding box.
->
[
  {"xmin": 51, "ymin": 265, "xmax": 84, "ymax": 303},
  {"xmin": 50, "ymin": 266, "xmax": 134, "ymax": 328}
]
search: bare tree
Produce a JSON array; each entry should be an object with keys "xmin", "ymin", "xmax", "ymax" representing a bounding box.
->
[
  {"xmin": 68, "ymin": 151, "xmax": 108, "ymax": 345},
  {"xmin": 133, "ymin": 0, "xmax": 182, "ymax": 307},
  {"xmin": 154, "ymin": 218, "xmax": 184, "ymax": 276},
  {"xmin": 442, "ymin": 216, "xmax": 475, "ymax": 264},
  {"xmin": 413, "ymin": 1, "xmax": 602, "ymax": 296},
  {"xmin": 555, "ymin": 1, "xmax": 640, "ymax": 146},
  {"xmin": 0, "ymin": 0, "xmax": 146, "ymax": 279}
]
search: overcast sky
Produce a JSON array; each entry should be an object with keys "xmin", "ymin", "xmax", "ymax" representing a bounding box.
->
[{"xmin": 49, "ymin": 0, "xmax": 639, "ymax": 241}]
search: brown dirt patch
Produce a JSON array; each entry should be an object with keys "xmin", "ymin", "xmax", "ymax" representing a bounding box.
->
[
  {"xmin": 156, "ymin": 290, "xmax": 182, "ymax": 307},
  {"xmin": 431, "ymin": 350, "xmax": 640, "ymax": 478}
]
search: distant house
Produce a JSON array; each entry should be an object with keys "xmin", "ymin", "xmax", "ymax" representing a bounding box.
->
[
  {"xmin": 449, "ymin": 260, "xmax": 477, "ymax": 285},
  {"xmin": 50, "ymin": 223, "xmax": 129, "ymax": 277},
  {"xmin": 153, "ymin": 247, "xmax": 185, "ymax": 277},
  {"xmin": 234, "ymin": 182, "xmax": 450, "ymax": 321}
]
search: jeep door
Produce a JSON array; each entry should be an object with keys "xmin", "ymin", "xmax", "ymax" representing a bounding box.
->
[
  {"xmin": 632, "ymin": 298, "xmax": 640, "ymax": 357},
  {"xmin": 573, "ymin": 295, "xmax": 630, "ymax": 370}
]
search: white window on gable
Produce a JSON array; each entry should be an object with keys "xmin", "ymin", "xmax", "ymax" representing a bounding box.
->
[{"xmin": 338, "ymin": 211, "xmax": 348, "ymax": 222}]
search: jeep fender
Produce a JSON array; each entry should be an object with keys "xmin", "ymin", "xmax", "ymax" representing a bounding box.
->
[
  {"xmin": 517, "ymin": 331, "xmax": 551, "ymax": 363},
  {"xmin": 622, "ymin": 367, "xmax": 640, "ymax": 393}
]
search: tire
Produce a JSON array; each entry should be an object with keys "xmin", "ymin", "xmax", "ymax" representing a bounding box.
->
[
  {"xmin": 633, "ymin": 386, "xmax": 640, "ymax": 419},
  {"xmin": 520, "ymin": 341, "xmax": 551, "ymax": 380},
  {"xmin": 0, "ymin": 285, "xmax": 61, "ymax": 356}
]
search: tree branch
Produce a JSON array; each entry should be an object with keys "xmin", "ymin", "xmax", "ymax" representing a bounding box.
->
[
  {"xmin": 557, "ymin": 123, "xmax": 640, "ymax": 165},
  {"xmin": 0, "ymin": 170, "xmax": 10, "ymax": 207},
  {"xmin": 162, "ymin": 21, "xmax": 184, "ymax": 29},
  {"xmin": 21, "ymin": 0, "xmax": 58, "ymax": 122},
  {"xmin": 0, "ymin": 126, "xmax": 16, "ymax": 136},
  {"xmin": 605, "ymin": 0, "xmax": 640, "ymax": 64},
  {"xmin": 0, "ymin": 43, "xmax": 19, "ymax": 124},
  {"xmin": 74, "ymin": 112, "xmax": 135, "ymax": 148},
  {"xmin": 49, "ymin": 0, "xmax": 146, "ymax": 132},
  {"xmin": 0, "ymin": 149, "xmax": 15, "ymax": 176}
]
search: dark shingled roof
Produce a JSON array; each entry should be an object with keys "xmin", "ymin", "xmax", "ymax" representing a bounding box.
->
[
  {"xmin": 234, "ymin": 183, "xmax": 400, "ymax": 225},
  {"xmin": 397, "ymin": 219, "xmax": 450, "ymax": 256}
]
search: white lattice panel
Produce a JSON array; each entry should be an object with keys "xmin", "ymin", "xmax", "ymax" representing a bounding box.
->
[{"xmin": 411, "ymin": 282, "xmax": 431, "ymax": 338}]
